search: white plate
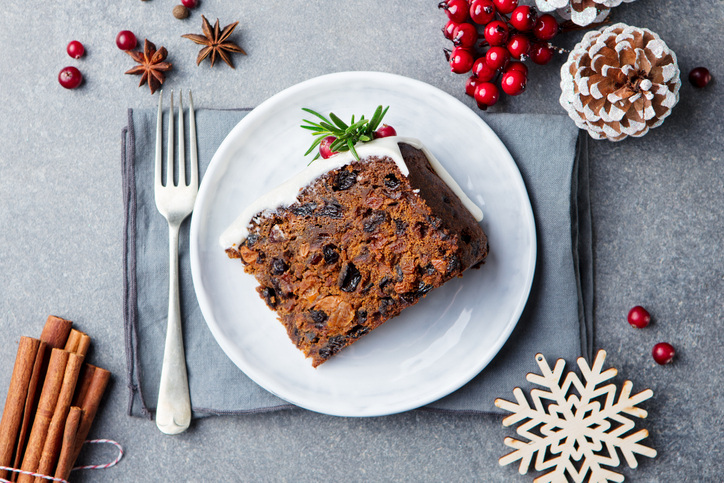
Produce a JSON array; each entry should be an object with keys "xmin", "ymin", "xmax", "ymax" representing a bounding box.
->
[{"xmin": 190, "ymin": 72, "xmax": 536, "ymax": 417}]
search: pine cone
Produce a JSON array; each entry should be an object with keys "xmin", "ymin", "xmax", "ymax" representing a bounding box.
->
[
  {"xmin": 559, "ymin": 23, "xmax": 680, "ymax": 141},
  {"xmin": 536, "ymin": 0, "xmax": 636, "ymax": 27}
]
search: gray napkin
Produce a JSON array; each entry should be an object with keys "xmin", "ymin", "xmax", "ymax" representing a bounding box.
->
[{"xmin": 122, "ymin": 108, "xmax": 591, "ymax": 418}]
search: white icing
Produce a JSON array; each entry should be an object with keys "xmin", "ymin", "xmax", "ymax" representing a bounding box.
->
[{"xmin": 219, "ymin": 136, "xmax": 484, "ymax": 249}]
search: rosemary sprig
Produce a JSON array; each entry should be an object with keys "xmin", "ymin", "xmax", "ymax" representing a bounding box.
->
[{"xmin": 301, "ymin": 105, "xmax": 390, "ymax": 162}]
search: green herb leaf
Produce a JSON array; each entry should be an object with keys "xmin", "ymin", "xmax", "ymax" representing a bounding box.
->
[
  {"xmin": 301, "ymin": 105, "xmax": 391, "ymax": 163},
  {"xmin": 329, "ymin": 112, "xmax": 349, "ymax": 130}
]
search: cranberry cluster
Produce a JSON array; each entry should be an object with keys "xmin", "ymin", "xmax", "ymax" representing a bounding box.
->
[
  {"xmin": 58, "ymin": 41, "xmax": 86, "ymax": 89},
  {"xmin": 440, "ymin": 0, "xmax": 559, "ymax": 109},
  {"xmin": 627, "ymin": 306, "xmax": 676, "ymax": 365}
]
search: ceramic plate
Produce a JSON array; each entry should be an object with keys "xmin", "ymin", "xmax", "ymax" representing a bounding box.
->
[{"xmin": 190, "ymin": 71, "xmax": 536, "ymax": 417}]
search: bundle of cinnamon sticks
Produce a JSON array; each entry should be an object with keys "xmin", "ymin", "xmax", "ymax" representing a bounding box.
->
[{"xmin": 0, "ymin": 316, "xmax": 111, "ymax": 482}]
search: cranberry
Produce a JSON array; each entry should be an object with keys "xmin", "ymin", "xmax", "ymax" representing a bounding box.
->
[
  {"xmin": 501, "ymin": 69, "xmax": 526, "ymax": 96},
  {"xmin": 533, "ymin": 14, "xmax": 558, "ymax": 41},
  {"xmin": 449, "ymin": 47, "xmax": 474, "ymax": 73},
  {"xmin": 627, "ymin": 306, "xmax": 651, "ymax": 329},
  {"xmin": 506, "ymin": 34, "xmax": 531, "ymax": 60},
  {"xmin": 374, "ymin": 124, "xmax": 397, "ymax": 138},
  {"xmin": 484, "ymin": 20, "xmax": 509, "ymax": 46},
  {"xmin": 116, "ymin": 30, "xmax": 138, "ymax": 51},
  {"xmin": 689, "ymin": 67, "xmax": 712, "ymax": 88},
  {"xmin": 469, "ymin": 0, "xmax": 495, "ymax": 25},
  {"xmin": 509, "ymin": 6, "xmax": 537, "ymax": 32},
  {"xmin": 181, "ymin": 0, "xmax": 198, "ymax": 7},
  {"xmin": 465, "ymin": 75, "xmax": 480, "ymax": 97},
  {"xmin": 319, "ymin": 136, "xmax": 338, "ymax": 159},
  {"xmin": 485, "ymin": 46, "xmax": 510, "ymax": 71},
  {"xmin": 58, "ymin": 66, "xmax": 83, "ymax": 89},
  {"xmin": 439, "ymin": 0, "xmax": 470, "ymax": 23},
  {"xmin": 453, "ymin": 22, "xmax": 479, "ymax": 48},
  {"xmin": 443, "ymin": 20, "xmax": 460, "ymax": 40},
  {"xmin": 472, "ymin": 57, "xmax": 497, "ymax": 81},
  {"xmin": 652, "ymin": 342, "xmax": 675, "ymax": 365},
  {"xmin": 493, "ymin": 0, "xmax": 518, "ymax": 14},
  {"xmin": 66, "ymin": 40, "xmax": 85, "ymax": 59},
  {"xmin": 505, "ymin": 61, "xmax": 528, "ymax": 77},
  {"xmin": 474, "ymin": 82, "xmax": 499, "ymax": 109},
  {"xmin": 529, "ymin": 42, "xmax": 554, "ymax": 65}
]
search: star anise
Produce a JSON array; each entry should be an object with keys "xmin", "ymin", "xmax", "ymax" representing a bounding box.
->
[
  {"xmin": 182, "ymin": 15, "xmax": 247, "ymax": 68},
  {"xmin": 125, "ymin": 39, "xmax": 172, "ymax": 95}
]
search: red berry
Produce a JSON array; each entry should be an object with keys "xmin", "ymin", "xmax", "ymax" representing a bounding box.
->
[
  {"xmin": 439, "ymin": 0, "xmax": 469, "ymax": 23},
  {"xmin": 533, "ymin": 14, "xmax": 558, "ymax": 40},
  {"xmin": 443, "ymin": 20, "xmax": 460, "ymax": 40},
  {"xmin": 116, "ymin": 30, "xmax": 137, "ymax": 51},
  {"xmin": 66, "ymin": 40, "xmax": 85, "ymax": 59},
  {"xmin": 181, "ymin": 0, "xmax": 198, "ymax": 7},
  {"xmin": 529, "ymin": 42, "xmax": 554, "ymax": 65},
  {"xmin": 469, "ymin": 0, "xmax": 495, "ymax": 24},
  {"xmin": 493, "ymin": 0, "xmax": 518, "ymax": 14},
  {"xmin": 58, "ymin": 66, "xmax": 83, "ymax": 89},
  {"xmin": 453, "ymin": 23, "xmax": 479, "ymax": 48},
  {"xmin": 374, "ymin": 124, "xmax": 397, "ymax": 138},
  {"xmin": 474, "ymin": 82, "xmax": 499, "ymax": 109},
  {"xmin": 485, "ymin": 46, "xmax": 510, "ymax": 71},
  {"xmin": 689, "ymin": 67, "xmax": 712, "ymax": 88},
  {"xmin": 484, "ymin": 20, "xmax": 509, "ymax": 46},
  {"xmin": 472, "ymin": 57, "xmax": 496, "ymax": 81},
  {"xmin": 509, "ymin": 6, "xmax": 537, "ymax": 32},
  {"xmin": 505, "ymin": 61, "xmax": 528, "ymax": 77},
  {"xmin": 320, "ymin": 136, "xmax": 338, "ymax": 159},
  {"xmin": 501, "ymin": 69, "xmax": 527, "ymax": 96},
  {"xmin": 627, "ymin": 306, "xmax": 651, "ymax": 329},
  {"xmin": 652, "ymin": 342, "xmax": 675, "ymax": 365},
  {"xmin": 449, "ymin": 47, "xmax": 474, "ymax": 73},
  {"xmin": 465, "ymin": 75, "xmax": 480, "ymax": 97},
  {"xmin": 506, "ymin": 34, "xmax": 531, "ymax": 60}
]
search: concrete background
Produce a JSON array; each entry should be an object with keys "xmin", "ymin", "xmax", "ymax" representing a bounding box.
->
[{"xmin": 1, "ymin": 0, "xmax": 722, "ymax": 481}]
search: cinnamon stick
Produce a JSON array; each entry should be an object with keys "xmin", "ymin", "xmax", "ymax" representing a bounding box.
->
[
  {"xmin": 69, "ymin": 366, "xmax": 110, "ymax": 468},
  {"xmin": 0, "ymin": 337, "xmax": 41, "ymax": 480},
  {"xmin": 17, "ymin": 349, "xmax": 69, "ymax": 483},
  {"xmin": 53, "ymin": 407, "xmax": 83, "ymax": 482},
  {"xmin": 63, "ymin": 330, "xmax": 80, "ymax": 353},
  {"xmin": 64, "ymin": 329, "xmax": 91, "ymax": 358},
  {"xmin": 34, "ymin": 353, "xmax": 84, "ymax": 481},
  {"xmin": 10, "ymin": 316, "xmax": 73, "ymax": 480},
  {"xmin": 9, "ymin": 341, "xmax": 47, "ymax": 482},
  {"xmin": 39, "ymin": 316, "xmax": 73, "ymax": 350},
  {"xmin": 72, "ymin": 365, "xmax": 94, "ymax": 411}
]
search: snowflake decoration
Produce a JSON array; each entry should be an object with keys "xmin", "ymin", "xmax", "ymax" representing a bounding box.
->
[{"xmin": 495, "ymin": 350, "xmax": 656, "ymax": 482}]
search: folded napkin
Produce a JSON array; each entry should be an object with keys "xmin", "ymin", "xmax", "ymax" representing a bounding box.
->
[{"xmin": 122, "ymin": 108, "xmax": 592, "ymax": 418}]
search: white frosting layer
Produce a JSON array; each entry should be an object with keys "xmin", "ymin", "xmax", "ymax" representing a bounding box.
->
[{"xmin": 219, "ymin": 136, "xmax": 483, "ymax": 249}]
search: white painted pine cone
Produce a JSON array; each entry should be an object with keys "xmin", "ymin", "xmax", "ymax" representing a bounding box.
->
[
  {"xmin": 559, "ymin": 23, "xmax": 680, "ymax": 141},
  {"xmin": 536, "ymin": 0, "xmax": 636, "ymax": 27}
]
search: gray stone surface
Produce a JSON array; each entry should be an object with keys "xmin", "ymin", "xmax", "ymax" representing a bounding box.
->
[{"xmin": 0, "ymin": 0, "xmax": 722, "ymax": 481}]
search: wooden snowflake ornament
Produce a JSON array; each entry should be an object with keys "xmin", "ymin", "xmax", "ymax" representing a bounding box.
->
[{"xmin": 495, "ymin": 350, "xmax": 656, "ymax": 482}]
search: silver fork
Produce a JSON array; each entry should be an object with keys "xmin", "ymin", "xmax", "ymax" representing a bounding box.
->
[{"xmin": 154, "ymin": 90, "xmax": 197, "ymax": 434}]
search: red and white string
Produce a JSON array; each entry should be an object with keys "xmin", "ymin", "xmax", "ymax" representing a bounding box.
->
[{"xmin": 0, "ymin": 439, "xmax": 123, "ymax": 483}]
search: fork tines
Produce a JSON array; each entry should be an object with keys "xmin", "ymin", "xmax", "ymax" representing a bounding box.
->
[{"xmin": 155, "ymin": 90, "xmax": 198, "ymax": 192}]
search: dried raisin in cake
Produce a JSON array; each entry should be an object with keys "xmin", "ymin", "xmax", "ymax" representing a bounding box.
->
[{"xmin": 221, "ymin": 137, "xmax": 488, "ymax": 367}]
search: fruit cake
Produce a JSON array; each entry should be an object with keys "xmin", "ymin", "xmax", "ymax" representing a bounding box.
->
[{"xmin": 221, "ymin": 137, "xmax": 488, "ymax": 367}]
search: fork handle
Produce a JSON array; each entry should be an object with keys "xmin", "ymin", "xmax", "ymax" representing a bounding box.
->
[{"xmin": 156, "ymin": 221, "xmax": 192, "ymax": 435}]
